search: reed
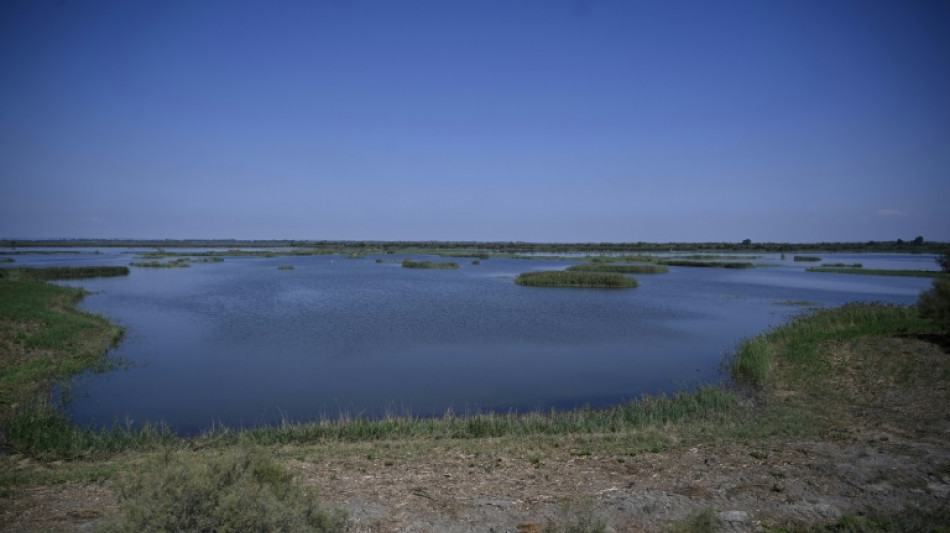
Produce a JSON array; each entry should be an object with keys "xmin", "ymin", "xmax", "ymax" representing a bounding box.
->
[
  {"xmin": 567, "ymin": 263, "xmax": 668, "ymax": 274},
  {"xmin": 806, "ymin": 268, "xmax": 948, "ymax": 278},
  {"xmin": 130, "ymin": 259, "xmax": 190, "ymax": 268},
  {"xmin": 793, "ymin": 255, "xmax": 821, "ymax": 262},
  {"xmin": 0, "ymin": 266, "xmax": 130, "ymax": 280},
  {"xmin": 401, "ymin": 259, "xmax": 460, "ymax": 269},
  {"xmin": 658, "ymin": 260, "xmax": 755, "ymax": 269},
  {"xmin": 515, "ymin": 270, "xmax": 638, "ymax": 288}
]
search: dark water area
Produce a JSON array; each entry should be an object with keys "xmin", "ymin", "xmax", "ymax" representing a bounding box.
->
[{"xmin": 4, "ymin": 249, "xmax": 937, "ymax": 435}]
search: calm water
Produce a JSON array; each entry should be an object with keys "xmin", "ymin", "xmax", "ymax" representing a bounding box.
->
[{"xmin": 4, "ymin": 249, "xmax": 937, "ymax": 434}]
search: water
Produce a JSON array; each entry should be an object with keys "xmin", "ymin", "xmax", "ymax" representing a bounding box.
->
[{"xmin": 3, "ymin": 249, "xmax": 937, "ymax": 434}]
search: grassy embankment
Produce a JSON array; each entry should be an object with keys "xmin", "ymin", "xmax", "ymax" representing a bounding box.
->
[
  {"xmin": 2, "ymin": 270, "xmax": 948, "ymax": 531},
  {"xmin": 401, "ymin": 259, "xmax": 459, "ymax": 269},
  {"xmin": 807, "ymin": 268, "xmax": 949, "ymax": 278},
  {"xmin": 515, "ymin": 270, "xmax": 639, "ymax": 288}
]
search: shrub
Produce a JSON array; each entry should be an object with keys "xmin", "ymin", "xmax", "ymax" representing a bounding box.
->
[
  {"xmin": 918, "ymin": 279, "xmax": 950, "ymax": 332},
  {"xmin": 99, "ymin": 447, "xmax": 346, "ymax": 533}
]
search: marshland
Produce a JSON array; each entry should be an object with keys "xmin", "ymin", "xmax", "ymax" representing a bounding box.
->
[{"xmin": 1, "ymin": 242, "xmax": 948, "ymax": 532}]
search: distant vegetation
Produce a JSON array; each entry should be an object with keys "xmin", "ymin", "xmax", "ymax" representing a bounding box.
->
[
  {"xmin": 820, "ymin": 263, "xmax": 862, "ymax": 268},
  {"xmin": 515, "ymin": 270, "xmax": 638, "ymax": 288},
  {"xmin": 793, "ymin": 255, "xmax": 822, "ymax": 262},
  {"xmin": 401, "ymin": 259, "xmax": 459, "ymax": 269},
  {"xmin": 658, "ymin": 260, "xmax": 755, "ymax": 269},
  {"xmin": 130, "ymin": 259, "xmax": 190, "ymax": 268},
  {"xmin": 807, "ymin": 268, "xmax": 948, "ymax": 278},
  {"xmin": 0, "ymin": 266, "xmax": 130, "ymax": 280},
  {"xmin": 567, "ymin": 263, "xmax": 668, "ymax": 274},
  {"xmin": 5, "ymin": 238, "xmax": 947, "ymax": 256}
]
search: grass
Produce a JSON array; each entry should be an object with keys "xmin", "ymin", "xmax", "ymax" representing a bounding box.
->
[
  {"xmin": 0, "ymin": 277, "xmax": 124, "ymax": 422},
  {"xmin": 0, "ymin": 266, "xmax": 130, "ymax": 280},
  {"xmin": 806, "ymin": 267, "xmax": 949, "ymax": 277},
  {"xmin": 401, "ymin": 259, "xmax": 460, "ymax": 269},
  {"xmin": 658, "ymin": 260, "xmax": 755, "ymax": 269},
  {"xmin": 567, "ymin": 263, "xmax": 669, "ymax": 274},
  {"xmin": 820, "ymin": 262, "xmax": 862, "ymax": 268},
  {"xmin": 98, "ymin": 446, "xmax": 346, "ymax": 533},
  {"xmin": 514, "ymin": 270, "xmax": 639, "ymax": 288},
  {"xmin": 130, "ymin": 259, "xmax": 191, "ymax": 268},
  {"xmin": 793, "ymin": 255, "xmax": 822, "ymax": 262}
]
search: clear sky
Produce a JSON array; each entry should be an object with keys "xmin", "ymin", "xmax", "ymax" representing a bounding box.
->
[{"xmin": 2, "ymin": 0, "xmax": 948, "ymax": 243}]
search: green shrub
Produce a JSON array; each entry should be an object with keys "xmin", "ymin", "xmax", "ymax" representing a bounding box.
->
[
  {"xmin": 918, "ymin": 279, "xmax": 950, "ymax": 332},
  {"xmin": 99, "ymin": 447, "xmax": 346, "ymax": 533}
]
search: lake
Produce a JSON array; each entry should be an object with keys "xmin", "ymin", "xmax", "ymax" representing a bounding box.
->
[{"xmin": 4, "ymin": 249, "xmax": 938, "ymax": 434}]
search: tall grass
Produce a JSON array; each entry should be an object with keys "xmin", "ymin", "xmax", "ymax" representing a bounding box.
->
[
  {"xmin": 658, "ymin": 260, "xmax": 755, "ymax": 269},
  {"xmin": 0, "ymin": 266, "xmax": 130, "ymax": 280},
  {"xmin": 793, "ymin": 255, "xmax": 821, "ymax": 262},
  {"xmin": 401, "ymin": 259, "xmax": 459, "ymax": 269},
  {"xmin": 567, "ymin": 263, "xmax": 669, "ymax": 274},
  {"xmin": 515, "ymin": 270, "xmax": 639, "ymax": 288},
  {"xmin": 130, "ymin": 259, "xmax": 190, "ymax": 268},
  {"xmin": 807, "ymin": 267, "xmax": 948, "ymax": 278},
  {"xmin": 730, "ymin": 303, "xmax": 931, "ymax": 390}
]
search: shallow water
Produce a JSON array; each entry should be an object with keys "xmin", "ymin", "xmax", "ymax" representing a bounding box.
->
[{"xmin": 4, "ymin": 249, "xmax": 937, "ymax": 434}]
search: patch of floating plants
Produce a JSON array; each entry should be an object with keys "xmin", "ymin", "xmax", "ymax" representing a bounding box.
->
[
  {"xmin": 514, "ymin": 270, "xmax": 638, "ymax": 288},
  {"xmin": 129, "ymin": 259, "xmax": 191, "ymax": 268}
]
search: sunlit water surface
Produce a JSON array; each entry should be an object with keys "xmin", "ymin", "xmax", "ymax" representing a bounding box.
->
[{"xmin": 5, "ymin": 249, "xmax": 937, "ymax": 434}]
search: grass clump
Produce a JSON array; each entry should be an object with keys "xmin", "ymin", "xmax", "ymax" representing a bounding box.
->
[
  {"xmin": 567, "ymin": 263, "xmax": 669, "ymax": 274},
  {"xmin": 515, "ymin": 270, "xmax": 638, "ymax": 288},
  {"xmin": 130, "ymin": 259, "xmax": 190, "ymax": 268},
  {"xmin": 820, "ymin": 262, "xmax": 862, "ymax": 268},
  {"xmin": 0, "ymin": 266, "xmax": 130, "ymax": 280},
  {"xmin": 667, "ymin": 508, "xmax": 720, "ymax": 533},
  {"xmin": 658, "ymin": 260, "xmax": 755, "ymax": 269},
  {"xmin": 401, "ymin": 259, "xmax": 459, "ymax": 269},
  {"xmin": 793, "ymin": 255, "xmax": 822, "ymax": 262},
  {"xmin": 98, "ymin": 447, "xmax": 346, "ymax": 533},
  {"xmin": 807, "ymin": 267, "xmax": 949, "ymax": 278}
]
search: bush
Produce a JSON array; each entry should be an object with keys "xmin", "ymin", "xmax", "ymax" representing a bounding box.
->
[
  {"xmin": 99, "ymin": 447, "xmax": 346, "ymax": 533},
  {"xmin": 918, "ymin": 279, "xmax": 950, "ymax": 332}
]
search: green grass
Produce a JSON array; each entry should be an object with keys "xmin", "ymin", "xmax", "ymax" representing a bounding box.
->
[
  {"xmin": 130, "ymin": 259, "xmax": 191, "ymax": 268},
  {"xmin": 820, "ymin": 262, "xmax": 862, "ymax": 268},
  {"xmin": 515, "ymin": 270, "xmax": 639, "ymax": 288},
  {"xmin": 0, "ymin": 266, "xmax": 130, "ymax": 280},
  {"xmin": 793, "ymin": 255, "xmax": 822, "ymax": 262},
  {"xmin": 401, "ymin": 259, "xmax": 460, "ymax": 269},
  {"xmin": 730, "ymin": 303, "xmax": 931, "ymax": 391},
  {"xmin": 658, "ymin": 260, "xmax": 755, "ymax": 269},
  {"xmin": 0, "ymin": 277, "xmax": 123, "ymax": 422},
  {"xmin": 567, "ymin": 263, "xmax": 669, "ymax": 274},
  {"xmin": 806, "ymin": 267, "xmax": 948, "ymax": 278}
]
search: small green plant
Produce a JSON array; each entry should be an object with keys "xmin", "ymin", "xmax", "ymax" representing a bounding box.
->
[{"xmin": 98, "ymin": 447, "xmax": 346, "ymax": 533}]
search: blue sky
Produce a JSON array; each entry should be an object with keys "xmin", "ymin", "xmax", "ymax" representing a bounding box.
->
[{"xmin": 2, "ymin": 0, "xmax": 948, "ymax": 242}]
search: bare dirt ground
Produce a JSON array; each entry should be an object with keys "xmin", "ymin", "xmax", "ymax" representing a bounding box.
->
[{"xmin": 2, "ymin": 337, "xmax": 948, "ymax": 532}]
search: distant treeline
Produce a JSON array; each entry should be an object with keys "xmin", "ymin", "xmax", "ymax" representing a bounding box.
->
[{"xmin": 2, "ymin": 238, "xmax": 946, "ymax": 254}]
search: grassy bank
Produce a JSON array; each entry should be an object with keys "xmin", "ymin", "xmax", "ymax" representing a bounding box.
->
[
  {"xmin": 514, "ymin": 270, "xmax": 639, "ymax": 288},
  {"xmin": 567, "ymin": 263, "xmax": 669, "ymax": 274},
  {"xmin": 0, "ymin": 266, "xmax": 130, "ymax": 280}
]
